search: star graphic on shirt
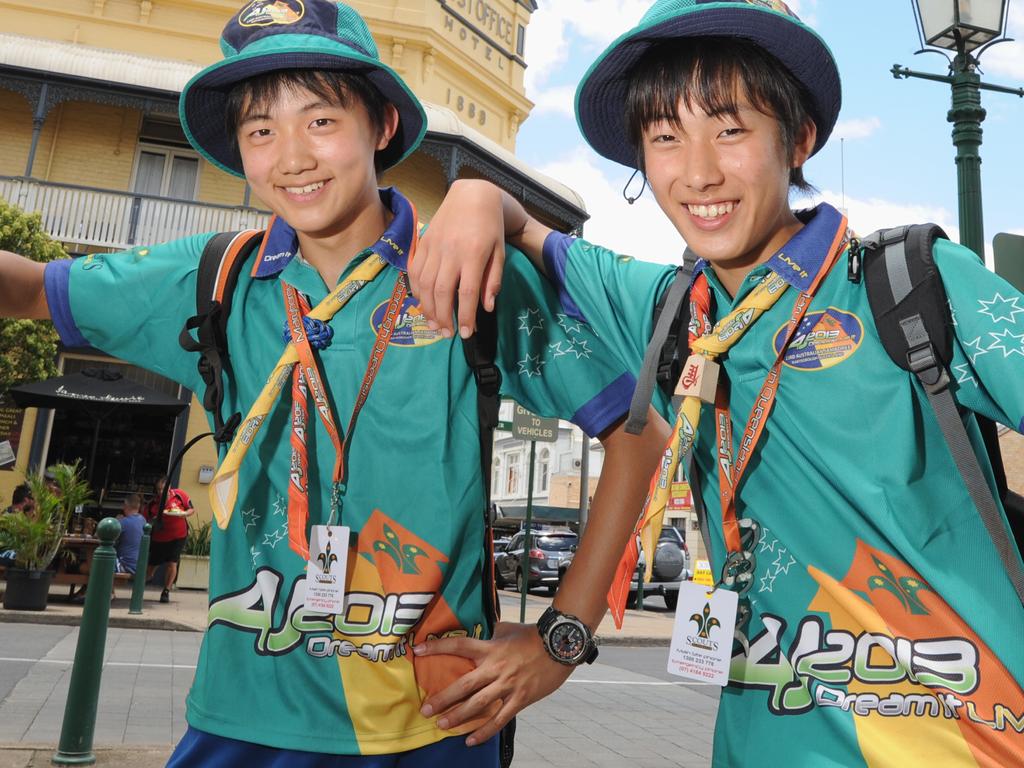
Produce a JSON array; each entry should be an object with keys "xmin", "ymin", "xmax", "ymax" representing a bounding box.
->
[
  {"xmin": 758, "ymin": 534, "xmax": 777, "ymax": 554},
  {"xmin": 517, "ymin": 353, "xmax": 546, "ymax": 378},
  {"xmin": 241, "ymin": 508, "xmax": 261, "ymax": 532},
  {"xmin": 517, "ymin": 308, "xmax": 544, "ymax": 336},
  {"xmin": 557, "ymin": 313, "xmax": 585, "ymax": 335},
  {"xmin": 272, "ymin": 494, "xmax": 287, "ymax": 517},
  {"xmin": 262, "ymin": 528, "xmax": 286, "ymax": 549},
  {"xmin": 953, "ymin": 362, "xmax": 977, "ymax": 387},
  {"xmin": 772, "ymin": 549, "xmax": 796, "ymax": 575},
  {"xmin": 988, "ymin": 328, "xmax": 1024, "ymax": 358},
  {"xmin": 948, "ymin": 300, "xmax": 958, "ymax": 327},
  {"xmin": 759, "ymin": 569, "xmax": 777, "ymax": 593},
  {"xmin": 978, "ymin": 292, "xmax": 1024, "ymax": 325},
  {"xmin": 566, "ymin": 337, "xmax": 592, "ymax": 359},
  {"xmin": 249, "ymin": 545, "xmax": 261, "ymax": 567},
  {"xmin": 549, "ymin": 341, "xmax": 568, "ymax": 358},
  {"xmin": 963, "ymin": 336, "xmax": 990, "ymax": 364}
]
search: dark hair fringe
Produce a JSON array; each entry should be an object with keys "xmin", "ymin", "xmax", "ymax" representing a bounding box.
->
[
  {"xmin": 625, "ymin": 38, "xmax": 817, "ymax": 191},
  {"xmin": 224, "ymin": 69, "xmax": 390, "ymax": 173}
]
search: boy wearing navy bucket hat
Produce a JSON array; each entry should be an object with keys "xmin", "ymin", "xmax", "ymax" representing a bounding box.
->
[
  {"xmin": 413, "ymin": 1, "xmax": 1024, "ymax": 765},
  {"xmin": 0, "ymin": 1, "xmax": 672, "ymax": 765}
]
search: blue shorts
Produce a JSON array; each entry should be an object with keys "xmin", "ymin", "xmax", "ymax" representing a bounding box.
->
[{"xmin": 166, "ymin": 727, "xmax": 499, "ymax": 768}]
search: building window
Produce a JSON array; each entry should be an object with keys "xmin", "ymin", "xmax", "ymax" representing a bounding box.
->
[
  {"xmin": 492, "ymin": 456, "xmax": 502, "ymax": 499},
  {"xmin": 132, "ymin": 146, "xmax": 200, "ymax": 200},
  {"xmin": 536, "ymin": 447, "xmax": 549, "ymax": 493},
  {"xmin": 517, "ymin": 24, "xmax": 526, "ymax": 57},
  {"xmin": 505, "ymin": 452, "xmax": 521, "ymax": 496}
]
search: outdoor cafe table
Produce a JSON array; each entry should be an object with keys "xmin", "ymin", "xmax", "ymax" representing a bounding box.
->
[{"xmin": 55, "ymin": 534, "xmax": 101, "ymax": 597}]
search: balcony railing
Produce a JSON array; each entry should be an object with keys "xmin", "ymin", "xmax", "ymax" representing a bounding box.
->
[{"xmin": 0, "ymin": 176, "xmax": 271, "ymax": 251}]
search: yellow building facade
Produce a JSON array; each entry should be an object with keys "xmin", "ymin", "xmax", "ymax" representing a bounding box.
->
[{"xmin": 0, "ymin": 0, "xmax": 588, "ymax": 521}]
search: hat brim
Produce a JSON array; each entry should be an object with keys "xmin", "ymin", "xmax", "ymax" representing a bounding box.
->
[
  {"xmin": 180, "ymin": 40, "xmax": 426, "ymax": 178},
  {"xmin": 575, "ymin": 4, "xmax": 841, "ymax": 169}
]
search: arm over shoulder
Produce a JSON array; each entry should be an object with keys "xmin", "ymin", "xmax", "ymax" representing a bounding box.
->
[
  {"xmin": 541, "ymin": 232, "xmax": 678, "ymax": 373},
  {"xmin": 494, "ymin": 247, "xmax": 642, "ymax": 438}
]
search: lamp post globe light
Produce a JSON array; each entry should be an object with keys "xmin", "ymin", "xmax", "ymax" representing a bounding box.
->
[{"xmin": 893, "ymin": 0, "xmax": 1023, "ymax": 259}]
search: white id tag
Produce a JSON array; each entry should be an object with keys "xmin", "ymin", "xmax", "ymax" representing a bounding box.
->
[
  {"xmin": 667, "ymin": 581, "xmax": 738, "ymax": 687},
  {"xmin": 306, "ymin": 525, "xmax": 350, "ymax": 615}
]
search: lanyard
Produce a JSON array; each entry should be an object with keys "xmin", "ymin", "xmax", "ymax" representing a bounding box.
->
[
  {"xmin": 209, "ymin": 248, "xmax": 407, "ymax": 538},
  {"xmin": 282, "ymin": 274, "xmax": 408, "ymax": 558},
  {"xmin": 709, "ymin": 278, "xmax": 827, "ymax": 553}
]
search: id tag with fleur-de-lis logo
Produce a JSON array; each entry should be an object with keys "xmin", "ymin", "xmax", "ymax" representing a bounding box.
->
[
  {"xmin": 667, "ymin": 582, "xmax": 738, "ymax": 686},
  {"xmin": 306, "ymin": 525, "xmax": 350, "ymax": 615}
]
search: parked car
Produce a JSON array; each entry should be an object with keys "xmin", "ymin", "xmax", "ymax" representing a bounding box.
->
[
  {"xmin": 631, "ymin": 526, "xmax": 692, "ymax": 610},
  {"xmin": 494, "ymin": 528, "xmax": 577, "ymax": 595}
]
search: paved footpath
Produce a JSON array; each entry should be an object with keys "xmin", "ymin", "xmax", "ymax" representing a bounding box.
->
[{"xmin": 0, "ymin": 586, "xmax": 716, "ymax": 767}]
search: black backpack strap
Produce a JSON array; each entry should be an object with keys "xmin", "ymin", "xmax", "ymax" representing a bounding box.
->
[
  {"xmin": 862, "ymin": 225, "xmax": 1024, "ymax": 604},
  {"xmin": 625, "ymin": 263, "xmax": 693, "ymax": 434},
  {"xmin": 461, "ymin": 303, "xmax": 503, "ymax": 629},
  {"xmin": 460, "ymin": 302, "xmax": 516, "ymax": 768},
  {"xmin": 179, "ymin": 230, "xmax": 264, "ymax": 445}
]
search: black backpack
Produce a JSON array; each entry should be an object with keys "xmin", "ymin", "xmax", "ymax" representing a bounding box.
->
[
  {"xmin": 626, "ymin": 225, "xmax": 1024, "ymax": 605},
  {"xmin": 174, "ymin": 229, "xmax": 515, "ymax": 765}
]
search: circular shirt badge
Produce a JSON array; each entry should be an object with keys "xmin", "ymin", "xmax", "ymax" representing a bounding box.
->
[
  {"xmin": 369, "ymin": 296, "xmax": 444, "ymax": 348},
  {"xmin": 774, "ymin": 307, "xmax": 863, "ymax": 371},
  {"xmin": 239, "ymin": 0, "xmax": 304, "ymax": 27}
]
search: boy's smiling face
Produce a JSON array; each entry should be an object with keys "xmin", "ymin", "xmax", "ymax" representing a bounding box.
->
[
  {"xmin": 641, "ymin": 93, "xmax": 815, "ymax": 294},
  {"xmin": 237, "ymin": 83, "xmax": 398, "ymax": 247}
]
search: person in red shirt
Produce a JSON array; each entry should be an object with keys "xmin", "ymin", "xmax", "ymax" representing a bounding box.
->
[{"xmin": 143, "ymin": 475, "xmax": 193, "ymax": 603}]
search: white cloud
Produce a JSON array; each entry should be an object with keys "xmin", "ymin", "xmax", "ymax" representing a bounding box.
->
[
  {"xmin": 529, "ymin": 85, "xmax": 576, "ymax": 117},
  {"xmin": 832, "ymin": 117, "xmax": 882, "ymax": 140},
  {"xmin": 524, "ymin": 1, "xmax": 651, "ymax": 94},
  {"xmin": 807, "ymin": 188, "xmax": 959, "ymax": 241},
  {"xmin": 982, "ymin": 3, "xmax": 1024, "ymax": 81},
  {"xmin": 539, "ymin": 149, "xmax": 684, "ymax": 265}
]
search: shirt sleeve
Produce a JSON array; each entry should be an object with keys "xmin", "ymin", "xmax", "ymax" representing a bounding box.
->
[
  {"xmin": 542, "ymin": 231, "xmax": 678, "ymax": 373},
  {"xmin": 43, "ymin": 233, "xmax": 214, "ymax": 392},
  {"xmin": 935, "ymin": 239, "xmax": 1024, "ymax": 432},
  {"xmin": 494, "ymin": 247, "xmax": 637, "ymax": 437}
]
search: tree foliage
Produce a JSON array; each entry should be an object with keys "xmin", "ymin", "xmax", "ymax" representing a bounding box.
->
[{"xmin": 0, "ymin": 200, "xmax": 67, "ymax": 395}]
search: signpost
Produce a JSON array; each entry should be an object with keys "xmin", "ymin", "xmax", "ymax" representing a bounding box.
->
[{"xmin": 511, "ymin": 404, "xmax": 558, "ymax": 621}]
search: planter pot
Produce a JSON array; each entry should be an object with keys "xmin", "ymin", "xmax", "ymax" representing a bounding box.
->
[
  {"xmin": 3, "ymin": 569, "xmax": 54, "ymax": 611},
  {"xmin": 176, "ymin": 555, "xmax": 210, "ymax": 591}
]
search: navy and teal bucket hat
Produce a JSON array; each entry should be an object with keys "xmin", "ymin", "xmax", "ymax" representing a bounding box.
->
[
  {"xmin": 575, "ymin": 0, "xmax": 842, "ymax": 169},
  {"xmin": 180, "ymin": 0, "xmax": 427, "ymax": 177}
]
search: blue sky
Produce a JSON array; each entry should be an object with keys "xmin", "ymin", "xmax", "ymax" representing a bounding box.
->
[{"xmin": 514, "ymin": 0, "xmax": 1024, "ymax": 266}]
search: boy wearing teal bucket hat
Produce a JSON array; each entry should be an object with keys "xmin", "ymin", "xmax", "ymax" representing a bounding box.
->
[
  {"xmin": 0, "ymin": 1, "xmax": 671, "ymax": 765},
  {"xmin": 412, "ymin": 1, "xmax": 1024, "ymax": 765}
]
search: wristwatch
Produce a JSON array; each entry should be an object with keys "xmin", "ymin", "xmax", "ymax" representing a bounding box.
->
[{"xmin": 536, "ymin": 606, "xmax": 599, "ymax": 666}]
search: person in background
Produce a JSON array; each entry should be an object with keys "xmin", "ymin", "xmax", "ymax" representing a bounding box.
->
[
  {"xmin": 3, "ymin": 484, "xmax": 33, "ymax": 515},
  {"xmin": 144, "ymin": 475, "xmax": 193, "ymax": 603},
  {"xmin": 115, "ymin": 492, "xmax": 146, "ymax": 575}
]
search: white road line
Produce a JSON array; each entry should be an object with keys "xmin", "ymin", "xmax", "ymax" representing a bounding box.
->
[
  {"xmin": 0, "ymin": 657, "xmax": 197, "ymax": 670},
  {"xmin": 567, "ymin": 678, "xmax": 712, "ymax": 686}
]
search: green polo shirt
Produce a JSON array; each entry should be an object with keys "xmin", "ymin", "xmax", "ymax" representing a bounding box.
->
[
  {"xmin": 542, "ymin": 202, "xmax": 1024, "ymax": 767},
  {"xmin": 43, "ymin": 187, "xmax": 634, "ymax": 755}
]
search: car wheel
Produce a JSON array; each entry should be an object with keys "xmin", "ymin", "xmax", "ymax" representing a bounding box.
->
[
  {"xmin": 664, "ymin": 591, "xmax": 678, "ymax": 611},
  {"xmin": 516, "ymin": 570, "xmax": 526, "ymax": 594}
]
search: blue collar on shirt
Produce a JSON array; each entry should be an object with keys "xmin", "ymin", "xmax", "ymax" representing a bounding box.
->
[
  {"xmin": 691, "ymin": 203, "xmax": 847, "ymax": 293},
  {"xmin": 250, "ymin": 187, "xmax": 416, "ymax": 278}
]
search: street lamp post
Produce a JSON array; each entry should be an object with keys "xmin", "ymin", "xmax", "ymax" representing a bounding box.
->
[{"xmin": 892, "ymin": 0, "xmax": 1022, "ymax": 258}]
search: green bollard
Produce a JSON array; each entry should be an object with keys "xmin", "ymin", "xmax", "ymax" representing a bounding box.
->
[
  {"xmin": 128, "ymin": 523, "xmax": 152, "ymax": 615},
  {"xmin": 52, "ymin": 516, "xmax": 121, "ymax": 766}
]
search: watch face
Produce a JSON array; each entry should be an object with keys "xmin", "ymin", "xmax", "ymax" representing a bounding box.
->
[{"xmin": 550, "ymin": 621, "xmax": 586, "ymax": 662}]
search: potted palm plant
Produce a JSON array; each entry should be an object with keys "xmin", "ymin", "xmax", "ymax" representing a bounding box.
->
[
  {"xmin": 0, "ymin": 462, "xmax": 92, "ymax": 611},
  {"xmin": 176, "ymin": 519, "xmax": 211, "ymax": 590}
]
